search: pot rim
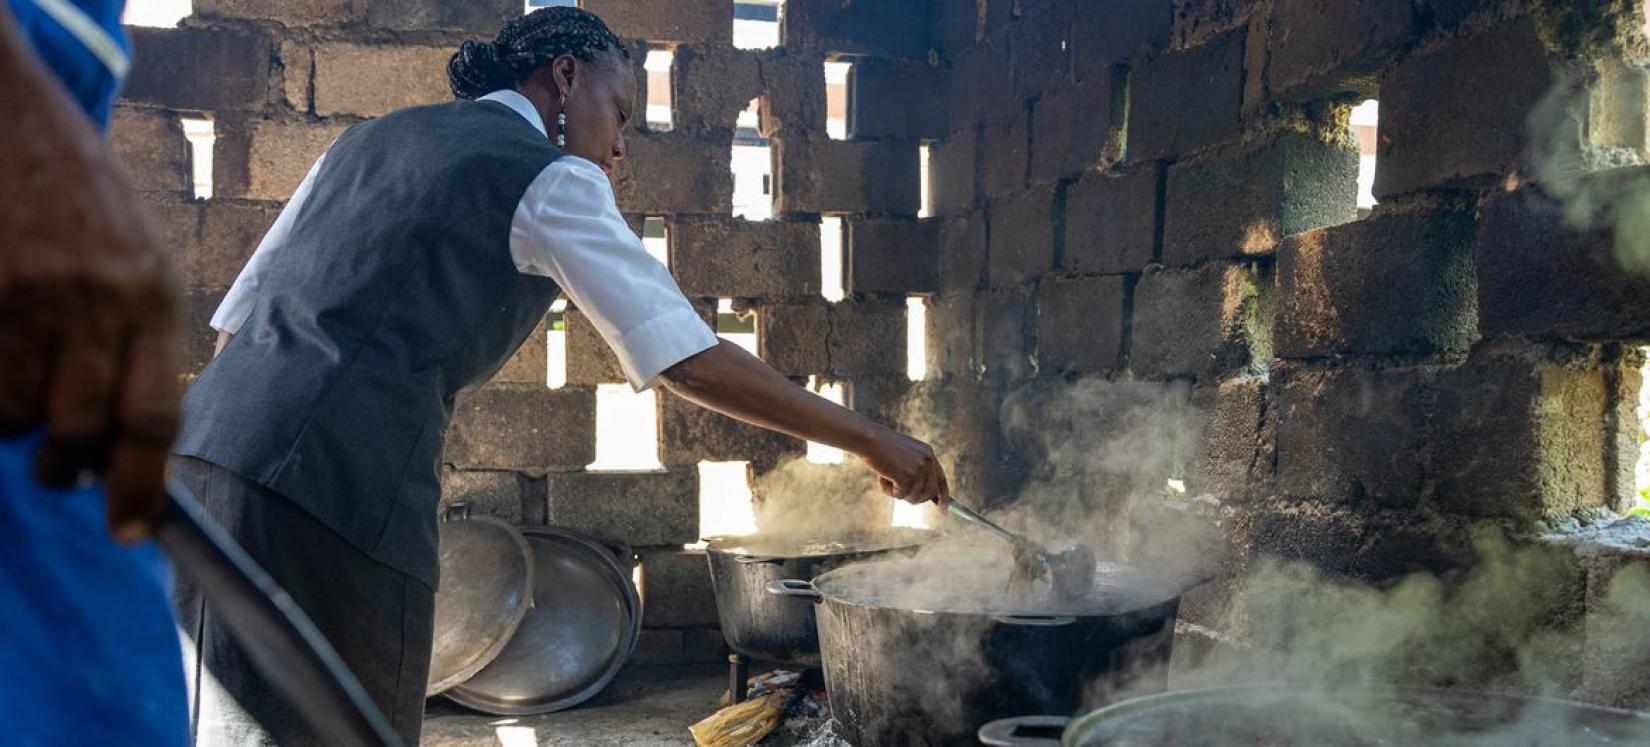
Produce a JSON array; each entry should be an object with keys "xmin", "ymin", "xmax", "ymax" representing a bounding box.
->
[
  {"xmin": 703, "ymin": 527, "xmax": 939, "ymax": 560},
  {"xmin": 793, "ymin": 561, "xmax": 1185, "ymax": 620}
]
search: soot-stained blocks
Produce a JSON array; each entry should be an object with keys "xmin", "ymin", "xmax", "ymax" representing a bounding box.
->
[
  {"xmin": 544, "ymin": 469, "xmax": 700, "ymax": 547},
  {"xmin": 671, "ymin": 217, "xmax": 820, "ymax": 299},
  {"xmin": 1131, "ymin": 263, "xmax": 1271, "ymax": 381},
  {"xmin": 580, "ymin": 0, "xmax": 733, "ymax": 44},
  {"xmin": 1127, "ymin": 27, "xmax": 1247, "ymax": 161},
  {"xmin": 124, "ymin": 27, "xmax": 274, "ymax": 112},
  {"xmin": 446, "ymin": 385, "xmax": 597, "ymax": 474}
]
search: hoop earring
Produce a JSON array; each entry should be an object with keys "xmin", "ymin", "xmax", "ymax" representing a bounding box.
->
[{"xmin": 556, "ymin": 96, "xmax": 567, "ymax": 147}]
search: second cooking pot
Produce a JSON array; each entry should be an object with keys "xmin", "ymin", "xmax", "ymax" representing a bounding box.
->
[{"xmin": 705, "ymin": 527, "xmax": 935, "ymax": 665}]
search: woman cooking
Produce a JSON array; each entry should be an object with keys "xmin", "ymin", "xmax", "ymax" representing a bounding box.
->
[{"xmin": 170, "ymin": 7, "xmax": 949, "ymax": 746}]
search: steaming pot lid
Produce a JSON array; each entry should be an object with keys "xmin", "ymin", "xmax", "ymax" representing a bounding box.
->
[
  {"xmin": 444, "ymin": 526, "xmax": 640, "ymax": 715},
  {"xmin": 704, "ymin": 527, "xmax": 938, "ymax": 559},
  {"xmin": 428, "ymin": 516, "xmax": 534, "ymax": 696}
]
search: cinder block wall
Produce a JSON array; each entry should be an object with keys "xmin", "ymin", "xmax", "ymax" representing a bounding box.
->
[
  {"xmin": 932, "ymin": 0, "xmax": 1650, "ymax": 689},
  {"xmin": 113, "ymin": 0, "xmax": 942, "ymax": 666}
]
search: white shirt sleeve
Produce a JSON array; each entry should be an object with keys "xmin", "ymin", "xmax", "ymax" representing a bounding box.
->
[
  {"xmin": 209, "ymin": 151, "xmax": 329, "ymax": 333},
  {"xmin": 511, "ymin": 157, "xmax": 718, "ymax": 391}
]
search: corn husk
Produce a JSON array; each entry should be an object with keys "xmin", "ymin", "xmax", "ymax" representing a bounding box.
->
[{"xmin": 689, "ymin": 691, "xmax": 788, "ymax": 747}]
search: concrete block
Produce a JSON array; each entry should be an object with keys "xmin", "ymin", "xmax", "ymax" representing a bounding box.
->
[
  {"xmin": 1064, "ymin": 165, "xmax": 1158, "ymax": 275},
  {"xmin": 1071, "ymin": 0, "xmax": 1171, "ymax": 82},
  {"xmin": 564, "ymin": 309, "xmax": 627, "ymax": 386},
  {"xmin": 979, "ymin": 287, "xmax": 1035, "ymax": 381},
  {"xmin": 1272, "ymin": 364, "xmax": 1431, "ymax": 508},
  {"xmin": 980, "ymin": 115, "xmax": 1030, "ymax": 199},
  {"xmin": 612, "ymin": 131, "xmax": 735, "ymax": 214},
  {"xmin": 311, "ymin": 43, "xmax": 456, "ymax": 118},
  {"xmin": 1428, "ymin": 351, "xmax": 1618, "ymax": 519},
  {"xmin": 937, "ymin": 0, "xmax": 979, "ymax": 60},
  {"xmin": 544, "ymin": 469, "xmax": 700, "ymax": 546},
  {"xmin": 630, "ymin": 628, "xmax": 686, "ymax": 666},
  {"xmin": 987, "ymin": 185, "xmax": 1059, "ymax": 287},
  {"xmin": 1375, "ymin": 20, "xmax": 1556, "ymax": 199},
  {"xmin": 438, "ymin": 469, "xmax": 527, "ymax": 524},
  {"xmin": 1475, "ymin": 174, "xmax": 1650, "ymax": 341},
  {"xmin": 671, "ymin": 44, "xmax": 761, "ymax": 133},
  {"xmin": 1131, "ymin": 263, "xmax": 1269, "ymax": 380},
  {"xmin": 1269, "ymin": 0, "xmax": 1418, "ymax": 100},
  {"xmin": 581, "ymin": 0, "xmax": 732, "ymax": 44},
  {"xmin": 213, "ymin": 117, "xmax": 350, "ymax": 201},
  {"xmin": 671, "ymin": 217, "xmax": 820, "ymax": 299},
  {"xmin": 757, "ymin": 301, "xmax": 829, "ymax": 375},
  {"xmin": 1276, "ymin": 204, "xmax": 1477, "ymax": 358},
  {"xmin": 828, "ymin": 301, "xmax": 908, "ymax": 377},
  {"xmin": 110, "ymin": 108, "xmax": 192, "ymax": 196},
  {"xmin": 491, "ymin": 315, "xmax": 550, "ymax": 386},
  {"xmin": 1189, "ymin": 378, "xmax": 1271, "ymax": 501},
  {"xmin": 950, "ymin": 33, "xmax": 1018, "ymax": 129},
  {"xmin": 194, "ymin": 0, "xmax": 361, "ymax": 25},
  {"xmin": 1030, "ymin": 70, "xmax": 1122, "ymax": 183},
  {"xmin": 281, "ymin": 41, "xmax": 313, "ymax": 113},
  {"xmin": 846, "ymin": 218, "xmax": 939, "ymax": 295},
  {"xmin": 783, "ymin": 0, "xmax": 934, "ymax": 59},
  {"xmin": 927, "ymin": 292, "xmax": 977, "ymax": 375},
  {"xmin": 659, "ymin": 392, "xmax": 800, "ymax": 466},
  {"xmin": 682, "ymin": 626, "xmax": 728, "ymax": 663},
  {"xmin": 938, "ymin": 214, "xmax": 987, "ymax": 291},
  {"xmin": 446, "ymin": 385, "xmax": 596, "ymax": 474},
  {"xmin": 1127, "ymin": 27, "xmax": 1246, "ymax": 161},
  {"xmin": 777, "ymin": 137, "xmax": 921, "ymax": 215},
  {"xmin": 1229, "ymin": 502, "xmax": 1477, "ymax": 583},
  {"xmin": 182, "ymin": 290, "xmax": 226, "ymax": 375},
  {"xmin": 932, "ymin": 127, "xmax": 978, "ymax": 217},
  {"xmin": 1011, "ymin": 1, "xmax": 1072, "ymax": 101},
  {"xmin": 1036, "ymin": 275, "xmax": 1128, "ymax": 374},
  {"xmin": 850, "ymin": 59, "xmax": 949, "ymax": 142},
  {"xmin": 123, "ymin": 27, "xmax": 273, "ymax": 112},
  {"xmin": 364, "ymin": 0, "xmax": 519, "ymax": 34},
  {"xmin": 1162, "ymin": 132, "xmax": 1358, "ymax": 265},
  {"xmin": 193, "ymin": 200, "xmax": 283, "ymax": 292},
  {"xmin": 638, "ymin": 549, "xmax": 719, "ymax": 627},
  {"xmin": 759, "ymin": 49, "xmax": 827, "ymax": 138}
]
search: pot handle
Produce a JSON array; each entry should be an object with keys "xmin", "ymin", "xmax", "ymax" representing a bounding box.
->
[
  {"xmin": 990, "ymin": 614, "xmax": 1077, "ymax": 626},
  {"xmin": 977, "ymin": 715, "xmax": 1068, "ymax": 746},
  {"xmin": 764, "ymin": 579, "xmax": 822, "ymax": 600},
  {"xmin": 733, "ymin": 554, "xmax": 783, "ymax": 565}
]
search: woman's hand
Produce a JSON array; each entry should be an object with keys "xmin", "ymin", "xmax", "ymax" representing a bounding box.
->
[{"xmin": 857, "ymin": 425, "xmax": 949, "ymax": 507}]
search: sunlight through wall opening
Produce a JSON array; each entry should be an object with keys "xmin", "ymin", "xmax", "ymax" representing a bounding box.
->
[
  {"xmin": 890, "ymin": 498, "xmax": 930, "ymax": 528},
  {"xmin": 123, "ymin": 0, "xmax": 190, "ymax": 27},
  {"xmin": 805, "ymin": 376, "xmax": 846, "ymax": 464},
  {"xmin": 547, "ymin": 299, "xmax": 568, "ymax": 389},
  {"xmin": 695, "ymin": 461, "xmax": 757, "ymax": 542},
  {"xmin": 182, "ymin": 117, "xmax": 215, "ymax": 199},
  {"xmin": 590, "ymin": 383, "xmax": 662, "ymax": 471},
  {"xmin": 1351, "ymin": 98, "xmax": 1379, "ymax": 218},
  {"xmin": 642, "ymin": 217, "xmax": 670, "ymax": 267},
  {"xmin": 644, "ymin": 46, "xmax": 674, "ymax": 132},
  {"xmin": 918, "ymin": 142, "xmax": 934, "ymax": 218},
  {"xmin": 825, "ymin": 59, "xmax": 854, "ymax": 140},
  {"xmin": 733, "ymin": 0, "xmax": 783, "ymax": 50},
  {"xmin": 732, "ymin": 99, "xmax": 773, "ymax": 221},
  {"xmin": 717, "ymin": 299, "xmax": 758, "ymax": 355},
  {"xmin": 820, "ymin": 216, "xmax": 846, "ymax": 302},
  {"xmin": 906, "ymin": 296, "xmax": 928, "ymax": 381}
]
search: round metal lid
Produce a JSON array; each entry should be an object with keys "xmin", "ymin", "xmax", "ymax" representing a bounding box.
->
[
  {"xmin": 444, "ymin": 526, "xmax": 640, "ymax": 715},
  {"xmin": 704, "ymin": 527, "xmax": 938, "ymax": 559},
  {"xmin": 427, "ymin": 516, "xmax": 534, "ymax": 696}
]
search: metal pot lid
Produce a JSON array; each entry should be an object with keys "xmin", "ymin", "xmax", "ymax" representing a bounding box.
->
[
  {"xmin": 428, "ymin": 516, "xmax": 534, "ymax": 696},
  {"xmin": 444, "ymin": 526, "xmax": 640, "ymax": 715},
  {"xmin": 705, "ymin": 527, "xmax": 938, "ymax": 559},
  {"xmin": 1060, "ymin": 685, "xmax": 1650, "ymax": 746},
  {"xmin": 810, "ymin": 553, "xmax": 1179, "ymax": 618}
]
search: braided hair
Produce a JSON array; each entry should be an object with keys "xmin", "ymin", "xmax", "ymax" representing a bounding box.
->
[{"xmin": 447, "ymin": 7, "xmax": 630, "ymax": 100}]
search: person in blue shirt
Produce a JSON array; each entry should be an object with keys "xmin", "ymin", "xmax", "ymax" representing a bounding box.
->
[{"xmin": 0, "ymin": 1, "xmax": 188, "ymax": 745}]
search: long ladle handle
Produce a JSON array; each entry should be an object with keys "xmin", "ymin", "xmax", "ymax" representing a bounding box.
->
[{"xmin": 946, "ymin": 500, "xmax": 1025, "ymax": 547}]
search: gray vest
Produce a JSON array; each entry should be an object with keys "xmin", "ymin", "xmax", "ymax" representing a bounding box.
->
[{"xmin": 176, "ymin": 100, "xmax": 564, "ymax": 586}]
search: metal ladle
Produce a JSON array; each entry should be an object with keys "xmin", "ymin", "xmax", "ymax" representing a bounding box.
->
[{"xmin": 945, "ymin": 500, "xmax": 1096, "ymax": 600}]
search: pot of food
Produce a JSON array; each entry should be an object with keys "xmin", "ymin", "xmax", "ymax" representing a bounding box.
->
[
  {"xmin": 977, "ymin": 684, "xmax": 1650, "ymax": 746},
  {"xmin": 767, "ymin": 549, "xmax": 1185, "ymax": 746},
  {"xmin": 705, "ymin": 527, "xmax": 935, "ymax": 665}
]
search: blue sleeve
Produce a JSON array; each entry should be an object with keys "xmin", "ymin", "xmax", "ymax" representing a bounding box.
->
[{"xmin": 7, "ymin": 0, "xmax": 130, "ymax": 131}]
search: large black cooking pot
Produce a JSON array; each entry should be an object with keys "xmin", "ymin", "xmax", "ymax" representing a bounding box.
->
[
  {"xmin": 768, "ymin": 554, "xmax": 1185, "ymax": 746},
  {"xmin": 705, "ymin": 528, "xmax": 935, "ymax": 665},
  {"xmin": 977, "ymin": 684, "xmax": 1650, "ymax": 746}
]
